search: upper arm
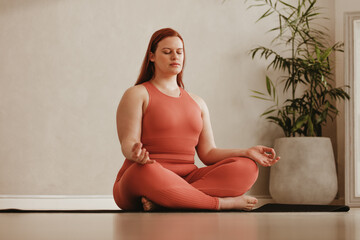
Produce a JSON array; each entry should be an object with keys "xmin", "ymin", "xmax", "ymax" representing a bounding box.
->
[
  {"xmin": 189, "ymin": 93, "xmax": 216, "ymax": 160},
  {"xmin": 116, "ymin": 85, "xmax": 148, "ymax": 145}
]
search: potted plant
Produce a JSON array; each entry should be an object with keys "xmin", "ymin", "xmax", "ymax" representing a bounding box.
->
[{"xmin": 247, "ymin": 0, "xmax": 350, "ymax": 204}]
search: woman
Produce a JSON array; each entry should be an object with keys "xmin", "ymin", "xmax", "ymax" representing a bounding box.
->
[{"xmin": 113, "ymin": 28, "xmax": 280, "ymax": 211}]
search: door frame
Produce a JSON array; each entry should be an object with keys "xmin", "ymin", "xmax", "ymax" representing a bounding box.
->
[{"xmin": 345, "ymin": 12, "xmax": 360, "ymax": 207}]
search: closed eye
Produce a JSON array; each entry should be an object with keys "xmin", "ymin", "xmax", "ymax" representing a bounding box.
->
[{"xmin": 162, "ymin": 48, "xmax": 183, "ymax": 55}]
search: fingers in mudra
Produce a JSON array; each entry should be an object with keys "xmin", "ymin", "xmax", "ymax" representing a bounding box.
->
[
  {"xmin": 269, "ymin": 156, "xmax": 280, "ymax": 164},
  {"xmin": 250, "ymin": 145, "xmax": 280, "ymax": 167},
  {"xmin": 263, "ymin": 147, "xmax": 276, "ymax": 158},
  {"xmin": 132, "ymin": 143, "xmax": 155, "ymax": 164},
  {"xmin": 137, "ymin": 150, "xmax": 152, "ymax": 164},
  {"xmin": 260, "ymin": 155, "xmax": 280, "ymax": 167}
]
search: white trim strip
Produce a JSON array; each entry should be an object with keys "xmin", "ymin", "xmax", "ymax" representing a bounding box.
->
[
  {"xmin": 0, "ymin": 195, "xmax": 113, "ymax": 199},
  {"xmin": 0, "ymin": 195, "xmax": 275, "ymax": 210},
  {"xmin": 0, "ymin": 195, "xmax": 119, "ymax": 210}
]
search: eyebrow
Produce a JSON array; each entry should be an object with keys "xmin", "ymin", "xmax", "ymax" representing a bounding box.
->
[{"xmin": 161, "ymin": 48, "xmax": 183, "ymax": 50}]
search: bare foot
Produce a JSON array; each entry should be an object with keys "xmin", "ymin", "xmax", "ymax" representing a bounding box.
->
[
  {"xmin": 141, "ymin": 197, "xmax": 158, "ymax": 211},
  {"xmin": 218, "ymin": 195, "xmax": 258, "ymax": 211}
]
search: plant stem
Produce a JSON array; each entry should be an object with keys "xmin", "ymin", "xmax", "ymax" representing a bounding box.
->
[{"xmin": 291, "ymin": 34, "xmax": 296, "ymax": 137}]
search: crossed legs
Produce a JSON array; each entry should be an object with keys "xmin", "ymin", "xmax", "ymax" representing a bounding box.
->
[{"xmin": 113, "ymin": 157, "xmax": 259, "ymax": 211}]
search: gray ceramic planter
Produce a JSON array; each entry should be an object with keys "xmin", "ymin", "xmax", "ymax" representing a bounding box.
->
[{"xmin": 269, "ymin": 137, "xmax": 338, "ymax": 204}]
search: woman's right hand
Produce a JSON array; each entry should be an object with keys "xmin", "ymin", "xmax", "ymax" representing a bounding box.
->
[{"xmin": 131, "ymin": 142, "xmax": 155, "ymax": 165}]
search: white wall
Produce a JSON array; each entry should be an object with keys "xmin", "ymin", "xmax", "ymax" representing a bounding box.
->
[{"xmin": 0, "ymin": 0, "xmax": 335, "ymax": 202}]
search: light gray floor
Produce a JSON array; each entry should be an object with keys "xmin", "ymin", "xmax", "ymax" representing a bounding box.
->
[{"xmin": 0, "ymin": 208, "xmax": 359, "ymax": 240}]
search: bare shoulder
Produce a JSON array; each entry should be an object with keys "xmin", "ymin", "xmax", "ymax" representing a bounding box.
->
[
  {"xmin": 188, "ymin": 92, "xmax": 208, "ymax": 112},
  {"xmin": 120, "ymin": 84, "xmax": 148, "ymax": 105},
  {"xmin": 123, "ymin": 84, "xmax": 147, "ymax": 98}
]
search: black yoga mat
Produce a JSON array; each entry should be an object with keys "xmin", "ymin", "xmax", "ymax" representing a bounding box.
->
[
  {"xmin": 0, "ymin": 203, "xmax": 350, "ymax": 213},
  {"xmin": 251, "ymin": 203, "xmax": 350, "ymax": 212}
]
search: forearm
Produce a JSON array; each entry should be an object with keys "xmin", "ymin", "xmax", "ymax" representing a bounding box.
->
[
  {"xmin": 200, "ymin": 147, "xmax": 249, "ymax": 165},
  {"xmin": 120, "ymin": 139, "xmax": 138, "ymax": 161}
]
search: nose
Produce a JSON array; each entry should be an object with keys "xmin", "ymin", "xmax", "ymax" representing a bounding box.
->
[{"xmin": 171, "ymin": 52, "xmax": 179, "ymax": 60}]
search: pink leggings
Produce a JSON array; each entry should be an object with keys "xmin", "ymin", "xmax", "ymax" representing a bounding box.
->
[{"xmin": 113, "ymin": 157, "xmax": 258, "ymax": 211}]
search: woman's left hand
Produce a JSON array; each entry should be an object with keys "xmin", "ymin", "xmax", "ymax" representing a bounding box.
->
[{"xmin": 246, "ymin": 145, "xmax": 280, "ymax": 167}]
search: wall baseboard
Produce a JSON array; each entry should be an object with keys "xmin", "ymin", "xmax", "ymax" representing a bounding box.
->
[
  {"xmin": 0, "ymin": 194, "xmax": 274, "ymax": 210},
  {"xmin": 0, "ymin": 195, "xmax": 119, "ymax": 210}
]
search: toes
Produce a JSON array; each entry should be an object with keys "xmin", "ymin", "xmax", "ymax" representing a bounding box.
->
[
  {"xmin": 143, "ymin": 203, "xmax": 150, "ymax": 211},
  {"xmin": 247, "ymin": 199, "xmax": 258, "ymax": 204},
  {"xmin": 244, "ymin": 206, "xmax": 254, "ymax": 211},
  {"xmin": 141, "ymin": 197, "xmax": 151, "ymax": 211},
  {"xmin": 246, "ymin": 204, "xmax": 256, "ymax": 211},
  {"xmin": 142, "ymin": 197, "xmax": 156, "ymax": 211}
]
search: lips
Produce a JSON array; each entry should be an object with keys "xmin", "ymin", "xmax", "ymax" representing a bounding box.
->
[{"xmin": 170, "ymin": 63, "xmax": 181, "ymax": 67}]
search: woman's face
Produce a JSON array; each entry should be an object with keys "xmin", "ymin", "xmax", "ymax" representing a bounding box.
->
[{"xmin": 150, "ymin": 36, "xmax": 184, "ymax": 77}]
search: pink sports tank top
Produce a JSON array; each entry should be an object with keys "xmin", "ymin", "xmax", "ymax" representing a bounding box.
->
[
  {"xmin": 115, "ymin": 81, "xmax": 203, "ymax": 179},
  {"xmin": 142, "ymin": 81, "xmax": 203, "ymax": 162}
]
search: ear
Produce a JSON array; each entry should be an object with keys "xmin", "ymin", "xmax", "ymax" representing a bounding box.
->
[{"xmin": 149, "ymin": 52, "xmax": 155, "ymax": 62}]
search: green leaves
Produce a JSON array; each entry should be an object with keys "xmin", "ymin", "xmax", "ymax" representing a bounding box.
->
[
  {"xmin": 248, "ymin": 0, "xmax": 350, "ymax": 137},
  {"xmin": 250, "ymin": 47, "xmax": 290, "ymax": 71},
  {"xmin": 293, "ymin": 115, "xmax": 308, "ymax": 132},
  {"xmin": 278, "ymin": 1, "xmax": 296, "ymax": 10},
  {"xmin": 251, "ymin": 76, "xmax": 277, "ymax": 102},
  {"xmin": 266, "ymin": 76, "xmax": 272, "ymax": 94},
  {"xmin": 257, "ymin": 9, "xmax": 275, "ymax": 22}
]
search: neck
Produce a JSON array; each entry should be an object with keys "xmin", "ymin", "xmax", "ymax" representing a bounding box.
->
[{"xmin": 150, "ymin": 74, "xmax": 178, "ymax": 89}]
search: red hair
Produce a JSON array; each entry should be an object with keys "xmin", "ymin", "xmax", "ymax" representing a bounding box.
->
[{"xmin": 134, "ymin": 28, "xmax": 185, "ymax": 88}]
